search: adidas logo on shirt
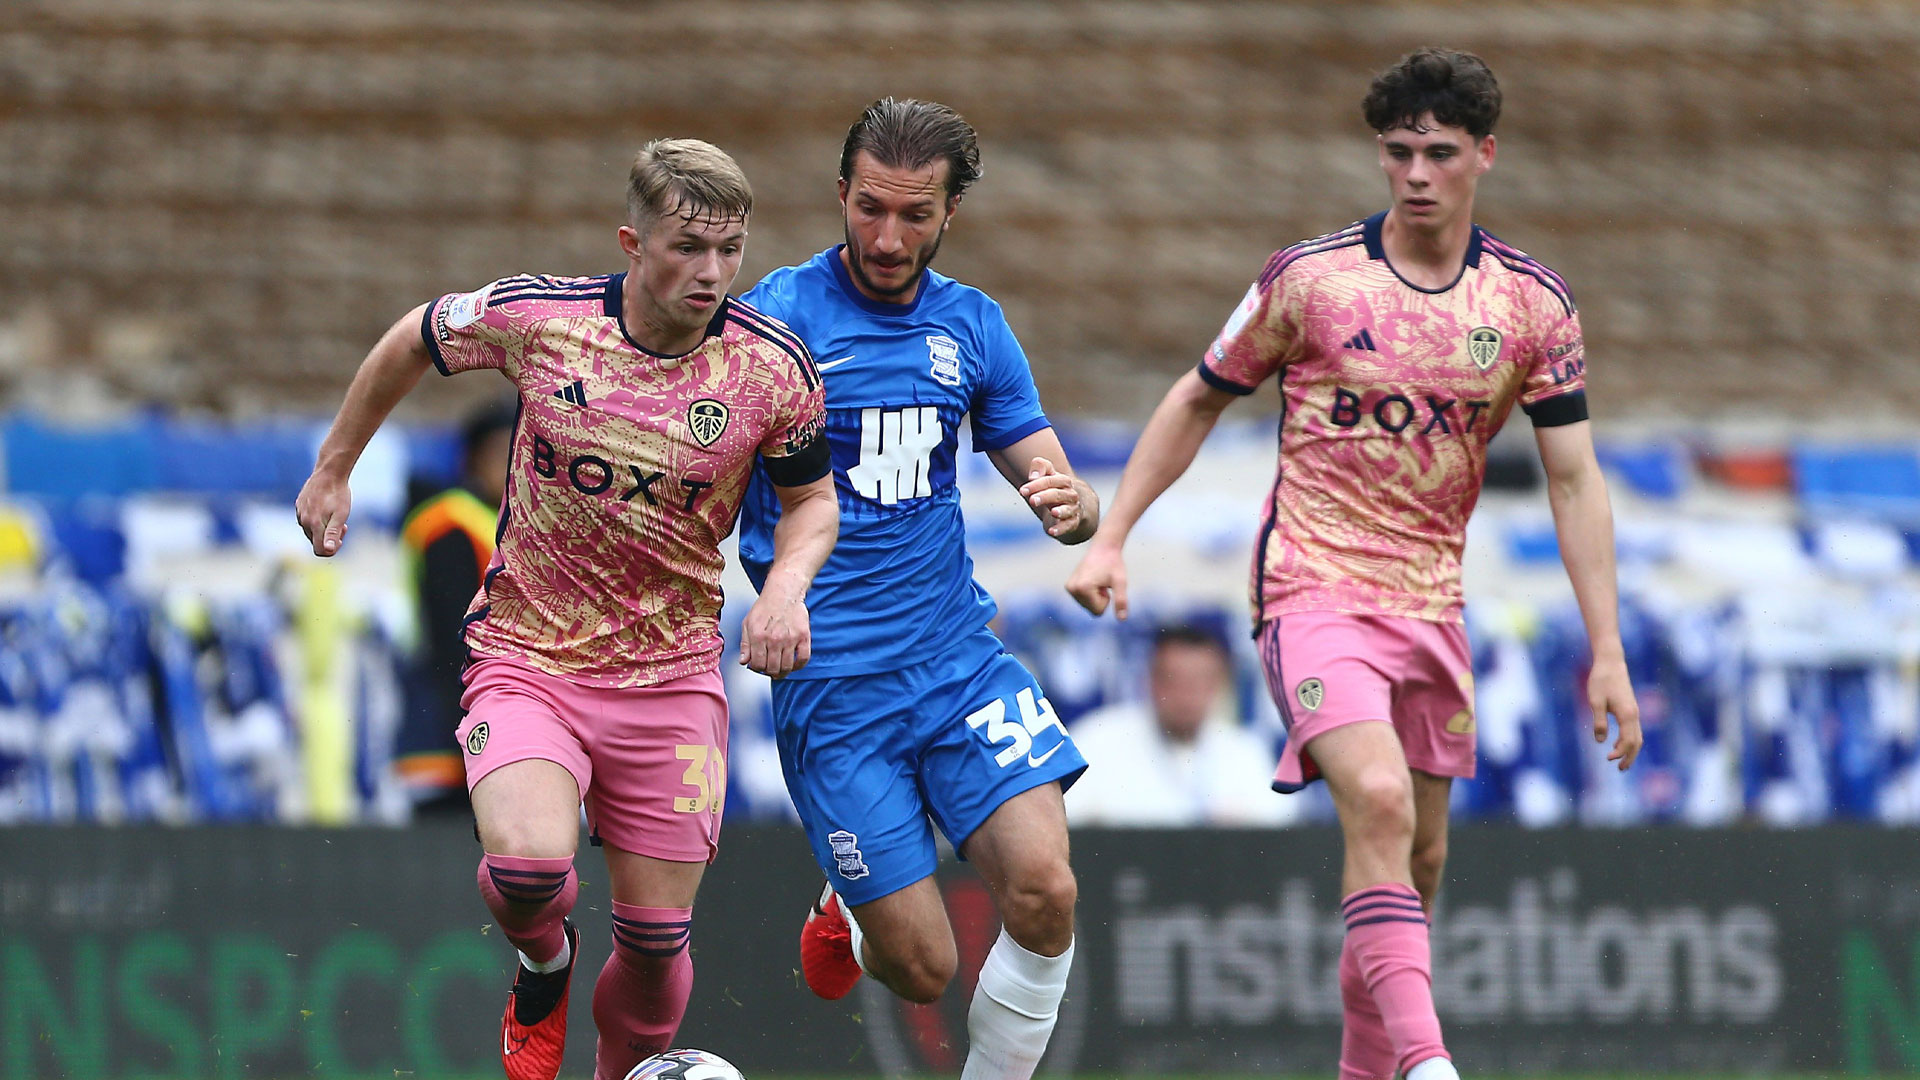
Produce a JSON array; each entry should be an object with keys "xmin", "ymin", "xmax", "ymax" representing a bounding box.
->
[
  {"xmin": 553, "ymin": 379, "xmax": 587, "ymax": 406},
  {"xmin": 1344, "ymin": 329, "xmax": 1379, "ymax": 352}
]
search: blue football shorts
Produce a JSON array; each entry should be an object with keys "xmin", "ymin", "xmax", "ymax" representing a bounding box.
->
[{"xmin": 771, "ymin": 626, "xmax": 1088, "ymax": 906}]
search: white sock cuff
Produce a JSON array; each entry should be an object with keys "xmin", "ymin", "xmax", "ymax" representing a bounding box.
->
[
  {"xmin": 977, "ymin": 929, "xmax": 1073, "ymax": 1020},
  {"xmin": 518, "ymin": 933, "xmax": 570, "ymax": 974},
  {"xmin": 1405, "ymin": 1055, "xmax": 1459, "ymax": 1080},
  {"xmin": 842, "ymin": 896, "xmax": 871, "ymax": 976}
]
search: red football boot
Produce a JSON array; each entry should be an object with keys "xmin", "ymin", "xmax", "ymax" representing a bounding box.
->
[
  {"xmin": 799, "ymin": 881, "xmax": 863, "ymax": 1000},
  {"xmin": 500, "ymin": 919, "xmax": 578, "ymax": 1080}
]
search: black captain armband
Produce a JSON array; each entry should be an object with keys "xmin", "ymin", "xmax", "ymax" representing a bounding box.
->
[
  {"xmin": 1524, "ymin": 390, "xmax": 1589, "ymax": 428},
  {"xmin": 761, "ymin": 432, "xmax": 833, "ymax": 487}
]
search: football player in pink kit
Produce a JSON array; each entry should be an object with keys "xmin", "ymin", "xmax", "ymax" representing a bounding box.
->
[
  {"xmin": 1067, "ymin": 49, "xmax": 1643, "ymax": 1080},
  {"xmin": 295, "ymin": 140, "xmax": 837, "ymax": 1080}
]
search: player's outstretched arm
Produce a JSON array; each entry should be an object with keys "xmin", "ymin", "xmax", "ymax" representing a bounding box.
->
[
  {"xmin": 741, "ymin": 473, "xmax": 838, "ymax": 679},
  {"xmin": 986, "ymin": 427, "xmax": 1100, "ymax": 545},
  {"xmin": 295, "ymin": 303, "xmax": 434, "ymax": 557},
  {"xmin": 1536, "ymin": 419, "xmax": 1643, "ymax": 770},
  {"xmin": 1065, "ymin": 369, "xmax": 1236, "ymax": 619}
]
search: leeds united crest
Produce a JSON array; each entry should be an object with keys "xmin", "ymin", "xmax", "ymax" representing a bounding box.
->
[
  {"xmin": 1296, "ymin": 677, "xmax": 1325, "ymax": 711},
  {"xmin": 688, "ymin": 399, "xmax": 729, "ymax": 447},
  {"xmin": 1466, "ymin": 326, "xmax": 1503, "ymax": 371}
]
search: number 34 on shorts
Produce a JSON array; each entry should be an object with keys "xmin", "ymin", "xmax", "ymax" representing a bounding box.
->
[{"xmin": 965, "ymin": 687, "xmax": 1069, "ymax": 769}]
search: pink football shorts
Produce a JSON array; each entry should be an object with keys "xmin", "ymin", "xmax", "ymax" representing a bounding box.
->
[
  {"xmin": 1257, "ymin": 611, "xmax": 1476, "ymax": 792},
  {"xmin": 456, "ymin": 656, "xmax": 730, "ymax": 862}
]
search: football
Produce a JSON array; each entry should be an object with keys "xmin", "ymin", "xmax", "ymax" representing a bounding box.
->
[{"xmin": 623, "ymin": 1048, "xmax": 745, "ymax": 1080}]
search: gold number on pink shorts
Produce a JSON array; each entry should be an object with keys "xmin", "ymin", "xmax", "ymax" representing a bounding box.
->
[{"xmin": 673, "ymin": 744, "xmax": 726, "ymax": 816}]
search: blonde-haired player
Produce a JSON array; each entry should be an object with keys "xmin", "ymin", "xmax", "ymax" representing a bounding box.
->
[{"xmin": 297, "ymin": 139, "xmax": 837, "ymax": 1080}]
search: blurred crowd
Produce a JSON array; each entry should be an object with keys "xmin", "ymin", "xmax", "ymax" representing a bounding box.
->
[{"xmin": 1, "ymin": 412, "xmax": 1918, "ymax": 829}]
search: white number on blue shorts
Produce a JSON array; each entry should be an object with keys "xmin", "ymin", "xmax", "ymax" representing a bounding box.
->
[{"xmin": 965, "ymin": 687, "xmax": 1068, "ymax": 768}]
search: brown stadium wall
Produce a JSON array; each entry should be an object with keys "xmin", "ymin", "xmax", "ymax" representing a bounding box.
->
[
  {"xmin": 2, "ymin": 1, "xmax": 1918, "ymax": 423},
  {"xmin": 4, "ymin": 825, "xmax": 1920, "ymax": 1077}
]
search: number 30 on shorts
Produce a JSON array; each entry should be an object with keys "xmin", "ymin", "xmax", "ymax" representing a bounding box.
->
[
  {"xmin": 964, "ymin": 687, "xmax": 1068, "ymax": 768},
  {"xmin": 673, "ymin": 743, "xmax": 726, "ymax": 815}
]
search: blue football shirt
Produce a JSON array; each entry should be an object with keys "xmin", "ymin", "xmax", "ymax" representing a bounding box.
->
[{"xmin": 737, "ymin": 246, "xmax": 1051, "ymax": 679}]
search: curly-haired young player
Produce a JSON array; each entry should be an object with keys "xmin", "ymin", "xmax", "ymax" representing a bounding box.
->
[{"xmin": 1068, "ymin": 49, "xmax": 1643, "ymax": 1080}]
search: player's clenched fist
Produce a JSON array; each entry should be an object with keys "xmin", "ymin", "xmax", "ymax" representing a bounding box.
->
[
  {"xmin": 1019, "ymin": 456, "xmax": 1087, "ymax": 539},
  {"xmin": 740, "ymin": 587, "xmax": 813, "ymax": 679},
  {"xmin": 295, "ymin": 470, "xmax": 352, "ymax": 557},
  {"xmin": 1066, "ymin": 540, "xmax": 1129, "ymax": 620}
]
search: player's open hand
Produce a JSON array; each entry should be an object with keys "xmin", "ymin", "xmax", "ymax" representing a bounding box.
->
[
  {"xmin": 1019, "ymin": 457, "xmax": 1086, "ymax": 539},
  {"xmin": 295, "ymin": 470, "xmax": 352, "ymax": 557},
  {"xmin": 741, "ymin": 590, "xmax": 812, "ymax": 679},
  {"xmin": 1587, "ymin": 654, "xmax": 1642, "ymax": 770},
  {"xmin": 1066, "ymin": 540, "xmax": 1129, "ymax": 619}
]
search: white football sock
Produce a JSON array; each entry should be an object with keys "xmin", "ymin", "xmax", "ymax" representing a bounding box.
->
[
  {"xmin": 1406, "ymin": 1056, "xmax": 1460, "ymax": 1080},
  {"xmin": 960, "ymin": 930, "xmax": 1073, "ymax": 1080},
  {"xmin": 518, "ymin": 933, "xmax": 570, "ymax": 975}
]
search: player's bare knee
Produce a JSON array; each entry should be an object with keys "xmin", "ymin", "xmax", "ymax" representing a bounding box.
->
[
  {"xmin": 999, "ymin": 863, "xmax": 1077, "ymax": 951},
  {"xmin": 478, "ymin": 819, "xmax": 576, "ymax": 861},
  {"xmin": 1348, "ymin": 769, "xmax": 1415, "ymax": 838}
]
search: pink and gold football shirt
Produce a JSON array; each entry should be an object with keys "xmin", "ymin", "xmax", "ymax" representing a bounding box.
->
[
  {"xmin": 1201, "ymin": 212, "xmax": 1588, "ymax": 626},
  {"xmin": 422, "ymin": 273, "xmax": 827, "ymax": 687}
]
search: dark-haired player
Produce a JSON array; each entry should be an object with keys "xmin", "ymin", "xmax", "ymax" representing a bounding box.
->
[
  {"xmin": 296, "ymin": 139, "xmax": 836, "ymax": 1080},
  {"xmin": 737, "ymin": 98, "xmax": 1096, "ymax": 1080},
  {"xmin": 1068, "ymin": 49, "xmax": 1643, "ymax": 1080}
]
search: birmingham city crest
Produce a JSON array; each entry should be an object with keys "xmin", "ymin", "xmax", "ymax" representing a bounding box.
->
[
  {"xmin": 688, "ymin": 399, "xmax": 729, "ymax": 447},
  {"xmin": 927, "ymin": 335, "xmax": 963, "ymax": 387},
  {"xmin": 1466, "ymin": 325, "xmax": 1504, "ymax": 371}
]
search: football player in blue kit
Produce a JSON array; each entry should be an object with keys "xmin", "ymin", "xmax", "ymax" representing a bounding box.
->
[{"xmin": 735, "ymin": 98, "xmax": 1097, "ymax": 1080}]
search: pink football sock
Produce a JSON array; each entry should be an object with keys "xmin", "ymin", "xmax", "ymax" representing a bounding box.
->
[
  {"xmin": 1339, "ymin": 925, "xmax": 1397, "ymax": 1080},
  {"xmin": 592, "ymin": 902, "xmax": 694, "ymax": 1080},
  {"xmin": 1341, "ymin": 883, "xmax": 1449, "ymax": 1077},
  {"xmin": 476, "ymin": 853, "xmax": 578, "ymax": 964}
]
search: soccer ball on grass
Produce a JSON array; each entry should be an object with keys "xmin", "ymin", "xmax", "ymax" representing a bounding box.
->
[{"xmin": 623, "ymin": 1048, "xmax": 744, "ymax": 1080}]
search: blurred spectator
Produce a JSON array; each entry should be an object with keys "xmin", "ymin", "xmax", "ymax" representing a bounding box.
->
[
  {"xmin": 1066, "ymin": 625, "xmax": 1295, "ymax": 827},
  {"xmin": 392, "ymin": 401, "xmax": 513, "ymax": 816}
]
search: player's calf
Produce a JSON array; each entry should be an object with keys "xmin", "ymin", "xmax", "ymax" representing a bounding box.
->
[
  {"xmin": 1341, "ymin": 883, "xmax": 1450, "ymax": 1078},
  {"xmin": 1409, "ymin": 832, "xmax": 1447, "ymax": 909},
  {"xmin": 1338, "ymin": 928, "xmax": 1396, "ymax": 1080},
  {"xmin": 961, "ymin": 927, "xmax": 1075, "ymax": 1080},
  {"xmin": 862, "ymin": 922, "xmax": 958, "ymax": 1004},
  {"xmin": 591, "ymin": 903, "xmax": 695, "ymax": 1080},
  {"xmin": 831, "ymin": 879, "xmax": 960, "ymax": 1004},
  {"xmin": 477, "ymin": 853, "xmax": 579, "ymax": 965}
]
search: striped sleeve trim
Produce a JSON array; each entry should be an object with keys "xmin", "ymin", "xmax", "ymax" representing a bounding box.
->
[
  {"xmin": 419, "ymin": 300, "xmax": 452, "ymax": 376},
  {"xmin": 727, "ymin": 298, "xmax": 813, "ymax": 358},
  {"xmin": 1196, "ymin": 359, "xmax": 1258, "ymax": 396},
  {"xmin": 725, "ymin": 308, "xmax": 820, "ymax": 390},
  {"xmin": 1257, "ymin": 222, "xmax": 1367, "ymax": 290},
  {"xmin": 1480, "ymin": 235, "xmax": 1576, "ymax": 317},
  {"xmin": 488, "ymin": 275, "xmax": 614, "ymax": 308}
]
